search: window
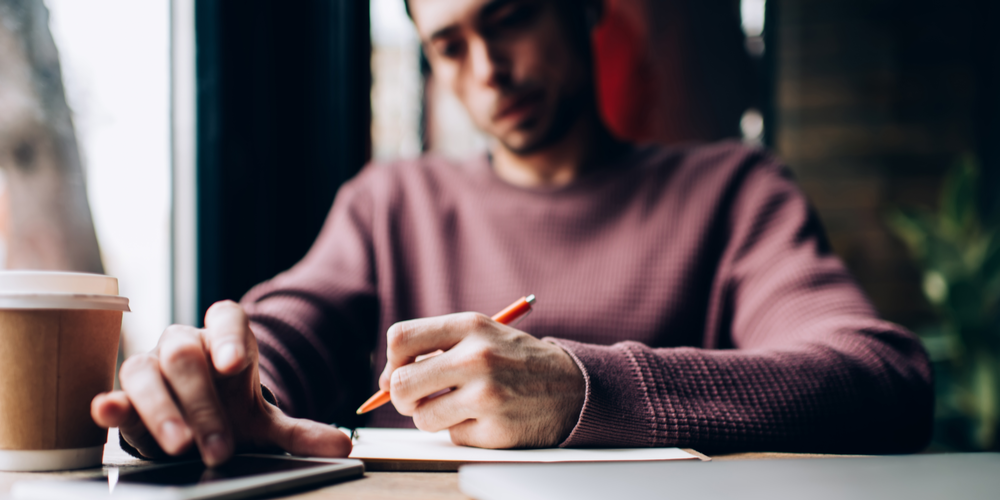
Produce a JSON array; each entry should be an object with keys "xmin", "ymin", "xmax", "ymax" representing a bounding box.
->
[{"xmin": 45, "ymin": 0, "xmax": 171, "ymax": 354}]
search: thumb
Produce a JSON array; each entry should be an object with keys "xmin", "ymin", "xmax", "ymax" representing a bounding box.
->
[{"xmin": 269, "ymin": 415, "xmax": 353, "ymax": 458}]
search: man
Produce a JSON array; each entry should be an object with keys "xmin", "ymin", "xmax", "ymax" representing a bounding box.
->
[{"xmin": 92, "ymin": 0, "xmax": 933, "ymax": 466}]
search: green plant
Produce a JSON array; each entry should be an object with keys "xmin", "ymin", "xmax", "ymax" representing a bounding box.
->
[{"xmin": 887, "ymin": 157, "xmax": 1000, "ymax": 450}]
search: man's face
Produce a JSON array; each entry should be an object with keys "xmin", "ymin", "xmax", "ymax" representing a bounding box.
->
[{"xmin": 409, "ymin": 0, "xmax": 591, "ymax": 155}]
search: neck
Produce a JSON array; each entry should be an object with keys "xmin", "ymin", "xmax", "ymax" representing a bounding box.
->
[{"xmin": 491, "ymin": 116, "xmax": 628, "ymax": 189}]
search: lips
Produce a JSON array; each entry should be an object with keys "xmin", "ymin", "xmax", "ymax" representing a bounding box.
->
[{"xmin": 493, "ymin": 89, "xmax": 545, "ymax": 124}]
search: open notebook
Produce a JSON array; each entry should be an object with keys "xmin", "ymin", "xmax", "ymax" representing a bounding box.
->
[{"xmin": 346, "ymin": 428, "xmax": 706, "ymax": 471}]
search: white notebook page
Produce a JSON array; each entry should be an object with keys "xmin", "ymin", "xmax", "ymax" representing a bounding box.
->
[{"xmin": 348, "ymin": 428, "xmax": 699, "ymax": 463}]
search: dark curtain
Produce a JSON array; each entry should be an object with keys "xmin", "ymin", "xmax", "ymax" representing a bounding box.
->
[
  {"xmin": 974, "ymin": 0, "xmax": 1000, "ymax": 218},
  {"xmin": 195, "ymin": 0, "xmax": 371, "ymax": 324}
]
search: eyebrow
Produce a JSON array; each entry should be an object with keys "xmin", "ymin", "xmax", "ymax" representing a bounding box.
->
[{"xmin": 428, "ymin": 25, "xmax": 460, "ymax": 42}]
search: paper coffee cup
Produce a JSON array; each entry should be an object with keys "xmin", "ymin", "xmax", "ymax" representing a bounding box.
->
[{"xmin": 0, "ymin": 271, "xmax": 129, "ymax": 471}]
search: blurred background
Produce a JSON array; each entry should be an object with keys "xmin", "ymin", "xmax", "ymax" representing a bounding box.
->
[{"xmin": 0, "ymin": 0, "xmax": 996, "ymax": 450}]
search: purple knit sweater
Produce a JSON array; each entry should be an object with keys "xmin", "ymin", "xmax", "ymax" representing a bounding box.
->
[{"xmin": 242, "ymin": 142, "xmax": 933, "ymax": 454}]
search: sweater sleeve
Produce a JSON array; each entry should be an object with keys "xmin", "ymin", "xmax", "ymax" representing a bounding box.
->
[
  {"xmin": 240, "ymin": 170, "xmax": 380, "ymax": 426},
  {"xmin": 549, "ymin": 154, "xmax": 934, "ymax": 454}
]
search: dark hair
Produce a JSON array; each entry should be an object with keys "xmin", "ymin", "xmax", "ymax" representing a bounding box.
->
[
  {"xmin": 403, "ymin": 0, "xmax": 601, "ymax": 28},
  {"xmin": 403, "ymin": 0, "xmax": 599, "ymax": 72}
]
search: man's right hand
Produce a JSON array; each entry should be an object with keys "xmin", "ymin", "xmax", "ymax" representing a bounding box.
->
[{"xmin": 90, "ymin": 300, "xmax": 352, "ymax": 466}]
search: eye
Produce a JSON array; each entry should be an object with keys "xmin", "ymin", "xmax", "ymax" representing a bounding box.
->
[{"xmin": 434, "ymin": 39, "xmax": 465, "ymax": 59}]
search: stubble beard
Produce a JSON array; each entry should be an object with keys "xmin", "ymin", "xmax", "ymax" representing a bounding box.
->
[{"xmin": 495, "ymin": 89, "xmax": 588, "ymax": 157}]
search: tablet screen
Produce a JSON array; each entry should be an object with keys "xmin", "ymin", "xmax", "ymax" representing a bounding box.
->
[{"xmin": 110, "ymin": 456, "xmax": 330, "ymax": 486}]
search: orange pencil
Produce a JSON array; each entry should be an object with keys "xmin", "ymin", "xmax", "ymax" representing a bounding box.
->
[{"xmin": 356, "ymin": 295, "xmax": 536, "ymax": 415}]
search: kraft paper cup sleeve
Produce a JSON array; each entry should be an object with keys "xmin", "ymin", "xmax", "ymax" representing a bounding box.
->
[{"xmin": 0, "ymin": 272, "xmax": 127, "ymax": 471}]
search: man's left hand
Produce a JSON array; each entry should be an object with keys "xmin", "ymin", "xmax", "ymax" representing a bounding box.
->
[{"xmin": 378, "ymin": 312, "xmax": 585, "ymax": 448}]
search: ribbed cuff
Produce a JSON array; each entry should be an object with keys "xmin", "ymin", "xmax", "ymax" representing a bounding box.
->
[
  {"xmin": 252, "ymin": 320, "xmax": 297, "ymax": 416},
  {"xmin": 544, "ymin": 338, "xmax": 656, "ymax": 448}
]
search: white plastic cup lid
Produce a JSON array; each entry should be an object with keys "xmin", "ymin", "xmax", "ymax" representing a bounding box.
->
[{"xmin": 0, "ymin": 271, "xmax": 130, "ymax": 312}]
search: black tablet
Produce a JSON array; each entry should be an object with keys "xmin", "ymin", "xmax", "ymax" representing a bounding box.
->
[{"xmin": 11, "ymin": 454, "xmax": 364, "ymax": 500}]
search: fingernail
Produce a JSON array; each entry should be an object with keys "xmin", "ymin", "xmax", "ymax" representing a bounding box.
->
[
  {"xmin": 160, "ymin": 420, "xmax": 186, "ymax": 452},
  {"xmin": 215, "ymin": 343, "xmax": 240, "ymax": 369},
  {"xmin": 202, "ymin": 433, "xmax": 231, "ymax": 465}
]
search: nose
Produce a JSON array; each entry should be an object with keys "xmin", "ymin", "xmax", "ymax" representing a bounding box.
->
[{"xmin": 468, "ymin": 37, "xmax": 510, "ymax": 88}]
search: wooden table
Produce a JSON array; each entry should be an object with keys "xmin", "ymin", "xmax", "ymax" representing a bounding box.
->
[{"xmin": 0, "ymin": 430, "xmax": 855, "ymax": 500}]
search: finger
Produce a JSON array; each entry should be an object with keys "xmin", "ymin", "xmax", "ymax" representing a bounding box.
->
[
  {"xmin": 92, "ymin": 391, "xmax": 168, "ymax": 459},
  {"xmin": 389, "ymin": 347, "xmax": 471, "ymax": 415},
  {"xmin": 448, "ymin": 419, "xmax": 482, "ymax": 448},
  {"xmin": 268, "ymin": 414, "xmax": 352, "ymax": 458},
  {"xmin": 203, "ymin": 300, "xmax": 254, "ymax": 375},
  {"xmin": 381, "ymin": 312, "xmax": 491, "ymax": 389},
  {"xmin": 91, "ymin": 390, "xmax": 132, "ymax": 428},
  {"xmin": 119, "ymin": 352, "xmax": 194, "ymax": 456},
  {"xmin": 158, "ymin": 327, "xmax": 234, "ymax": 467},
  {"xmin": 411, "ymin": 386, "xmax": 475, "ymax": 433},
  {"xmin": 448, "ymin": 418, "xmax": 515, "ymax": 449}
]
